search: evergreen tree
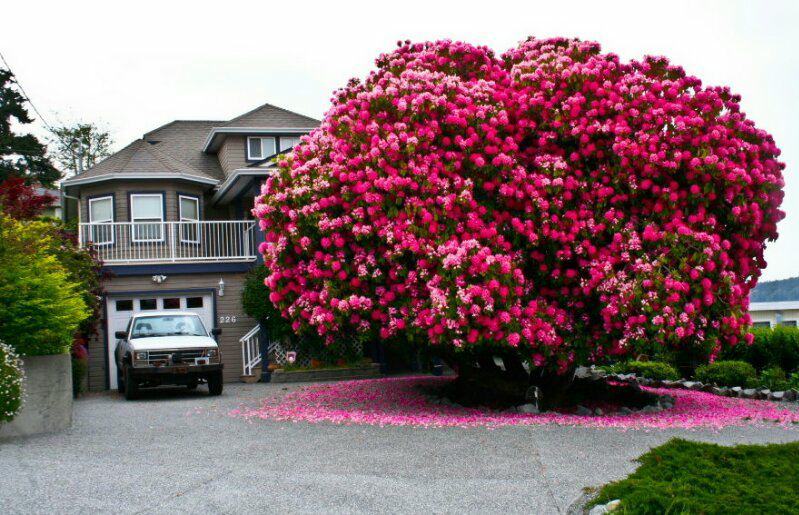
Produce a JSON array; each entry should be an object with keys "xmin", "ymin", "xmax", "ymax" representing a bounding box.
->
[{"xmin": 0, "ymin": 67, "xmax": 61, "ymax": 187}]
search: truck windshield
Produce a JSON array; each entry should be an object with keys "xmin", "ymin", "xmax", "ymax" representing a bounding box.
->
[{"xmin": 130, "ymin": 315, "xmax": 207, "ymax": 338}]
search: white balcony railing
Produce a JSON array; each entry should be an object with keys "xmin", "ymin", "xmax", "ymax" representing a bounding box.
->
[{"xmin": 79, "ymin": 221, "xmax": 257, "ymax": 264}]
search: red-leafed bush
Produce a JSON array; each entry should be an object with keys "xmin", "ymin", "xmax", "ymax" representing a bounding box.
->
[
  {"xmin": 253, "ymin": 38, "xmax": 785, "ymax": 403},
  {"xmin": 0, "ymin": 177, "xmax": 56, "ymax": 219}
]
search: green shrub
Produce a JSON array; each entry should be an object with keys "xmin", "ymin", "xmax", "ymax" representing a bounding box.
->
[
  {"xmin": 0, "ymin": 340, "xmax": 24, "ymax": 423},
  {"xmin": 694, "ymin": 360, "xmax": 757, "ymax": 387},
  {"xmin": 0, "ymin": 217, "xmax": 90, "ymax": 355},
  {"xmin": 720, "ymin": 326, "xmax": 799, "ymax": 373},
  {"xmin": 618, "ymin": 361, "xmax": 679, "ymax": 380},
  {"xmin": 752, "ymin": 366, "xmax": 788, "ymax": 391}
]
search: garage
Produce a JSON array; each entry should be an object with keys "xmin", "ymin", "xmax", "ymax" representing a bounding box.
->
[{"xmin": 106, "ymin": 292, "xmax": 215, "ymax": 389}]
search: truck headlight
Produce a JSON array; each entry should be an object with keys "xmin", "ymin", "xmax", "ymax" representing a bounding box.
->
[
  {"xmin": 134, "ymin": 351, "xmax": 148, "ymax": 361},
  {"xmin": 205, "ymin": 349, "xmax": 218, "ymax": 358}
]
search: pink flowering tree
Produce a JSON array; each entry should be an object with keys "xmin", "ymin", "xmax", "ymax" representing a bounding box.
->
[{"xmin": 253, "ymin": 38, "xmax": 785, "ymax": 406}]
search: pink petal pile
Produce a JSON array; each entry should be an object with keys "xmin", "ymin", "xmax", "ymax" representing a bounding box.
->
[{"xmin": 230, "ymin": 377, "xmax": 799, "ymax": 430}]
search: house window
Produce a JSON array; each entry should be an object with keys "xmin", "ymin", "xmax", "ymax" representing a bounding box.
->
[
  {"xmin": 779, "ymin": 320, "xmax": 797, "ymax": 327},
  {"xmin": 179, "ymin": 195, "xmax": 200, "ymax": 243},
  {"xmin": 247, "ymin": 137, "xmax": 276, "ymax": 160},
  {"xmin": 279, "ymin": 137, "xmax": 301, "ymax": 152},
  {"xmin": 186, "ymin": 297, "xmax": 204, "ymax": 308},
  {"xmin": 752, "ymin": 321, "xmax": 771, "ymax": 329},
  {"xmin": 88, "ymin": 196, "xmax": 114, "ymax": 244},
  {"xmin": 163, "ymin": 298, "xmax": 181, "ymax": 310},
  {"xmin": 139, "ymin": 299, "xmax": 157, "ymax": 310},
  {"xmin": 131, "ymin": 194, "xmax": 164, "ymax": 242}
]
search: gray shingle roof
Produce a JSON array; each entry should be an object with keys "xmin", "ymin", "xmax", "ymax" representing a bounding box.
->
[
  {"xmin": 223, "ymin": 102, "xmax": 319, "ymax": 128},
  {"xmin": 64, "ymin": 139, "xmax": 218, "ymax": 182},
  {"xmin": 750, "ymin": 277, "xmax": 799, "ymax": 303},
  {"xmin": 143, "ymin": 121, "xmax": 225, "ymax": 180}
]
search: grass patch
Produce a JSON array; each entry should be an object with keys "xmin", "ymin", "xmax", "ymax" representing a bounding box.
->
[{"xmin": 590, "ymin": 438, "xmax": 799, "ymax": 514}]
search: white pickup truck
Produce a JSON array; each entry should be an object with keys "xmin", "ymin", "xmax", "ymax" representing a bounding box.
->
[{"xmin": 114, "ymin": 311, "xmax": 224, "ymax": 400}]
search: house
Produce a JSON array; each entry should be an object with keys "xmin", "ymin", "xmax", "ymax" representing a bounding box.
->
[
  {"xmin": 61, "ymin": 102, "xmax": 319, "ymax": 391},
  {"xmin": 748, "ymin": 276, "xmax": 799, "ymax": 328},
  {"xmin": 35, "ymin": 187, "xmax": 62, "ymax": 218}
]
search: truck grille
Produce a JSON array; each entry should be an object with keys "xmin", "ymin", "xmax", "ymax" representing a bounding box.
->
[{"xmin": 147, "ymin": 349, "xmax": 206, "ymax": 366}]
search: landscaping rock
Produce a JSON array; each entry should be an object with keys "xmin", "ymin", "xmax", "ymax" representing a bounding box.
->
[
  {"xmin": 640, "ymin": 405, "xmax": 662, "ymax": 414},
  {"xmin": 606, "ymin": 499, "xmax": 622, "ymax": 512},
  {"xmin": 594, "ymin": 408, "xmax": 604, "ymax": 416},
  {"xmin": 588, "ymin": 505, "xmax": 608, "ymax": 515},
  {"xmin": 741, "ymin": 388, "xmax": 757, "ymax": 399},
  {"xmin": 575, "ymin": 405, "xmax": 592, "ymax": 416},
  {"xmin": 618, "ymin": 407, "xmax": 633, "ymax": 416},
  {"xmin": 574, "ymin": 366, "xmax": 592, "ymax": 379},
  {"xmin": 770, "ymin": 391, "xmax": 785, "ymax": 402},
  {"xmin": 711, "ymin": 386, "xmax": 728, "ymax": 397},
  {"xmin": 518, "ymin": 403, "xmax": 539, "ymax": 415},
  {"xmin": 731, "ymin": 386, "xmax": 743, "ymax": 397},
  {"xmin": 701, "ymin": 383, "xmax": 716, "ymax": 393},
  {"xmin": 757, "ymin": 389, "xmax": 771, "ymax": 400},
  {"xmin": 661, "ymin": 380, "xmax": 678, "ymax": 388},
  {"xmin": 784, "ymin": 390, "xmax": 798, "ymax": 402}
]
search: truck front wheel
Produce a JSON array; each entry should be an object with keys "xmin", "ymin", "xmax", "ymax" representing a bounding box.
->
[
  {"xmin": 124, "ymin": 366, "xmax": 139, "ymax": 400},
  {"xmin": 208, "ymin": 371, "xmax": 223, "ymax": 396}
]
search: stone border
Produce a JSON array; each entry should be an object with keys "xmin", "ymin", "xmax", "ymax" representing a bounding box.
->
[
  {"xmin": 585, "ymin": 367, "xmax": 799, "ymax": 403},
  {"xmin": 270, "ymin": 363, "xmax": 381, "ymax": 383}
]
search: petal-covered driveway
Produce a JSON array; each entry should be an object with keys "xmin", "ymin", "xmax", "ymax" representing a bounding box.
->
[{"xmin": 2, "ymin": 382, "xmax": 799, "ymax": 514}]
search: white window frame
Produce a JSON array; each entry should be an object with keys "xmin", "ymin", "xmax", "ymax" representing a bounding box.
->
[
  {"xmin": 88, "ymin": 195, "xmax": 114, "ymax": 245},
  {"xmin": 178, "ymin": 195, "xmax": 200, "ymax": 243},
  {"xmin": 247, "ymin": 136, "xmax": 276, "ymax": 160},
  {"xmin": 130, "ymin": 193, "xmax": 164, "ymax": 243}
]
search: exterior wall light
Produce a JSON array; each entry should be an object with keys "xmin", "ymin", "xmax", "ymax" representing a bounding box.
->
[
  {"xmin": 152, "ymin": 275, "xmax": 167, "ymax": 284},
  {"xmin": 218, "ymin": 278, "xmax": 225, "ymax": 297}
]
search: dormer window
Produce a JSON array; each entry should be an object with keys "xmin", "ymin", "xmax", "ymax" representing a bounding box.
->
[{"xmin": 247, "ymin": 137, "xmax": 276, "ymax": 160}]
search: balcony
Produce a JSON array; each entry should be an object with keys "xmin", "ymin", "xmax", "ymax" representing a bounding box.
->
[{"xmin": 79, "ymin": 221, "xmax": 257, "ymax": 264}]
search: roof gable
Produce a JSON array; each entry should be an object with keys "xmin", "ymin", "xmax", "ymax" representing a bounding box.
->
[{"xmin": 223, "ymin": 102, "xmax": 320, "ymax": 128}]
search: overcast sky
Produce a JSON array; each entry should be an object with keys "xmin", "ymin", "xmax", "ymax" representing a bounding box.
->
[{"xmin": 2, "ymin": 0, "xmax": 797, "ymax": 281}]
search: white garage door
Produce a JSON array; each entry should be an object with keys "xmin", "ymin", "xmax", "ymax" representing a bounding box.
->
[{"xmin": 106, "ymin": 293, "xmax": 214, "ymax": 389}]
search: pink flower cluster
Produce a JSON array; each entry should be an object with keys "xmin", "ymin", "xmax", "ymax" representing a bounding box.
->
[
  {"xmin": 253, "ymin": 38, "xmax": 785, "ymax": 369},
  {"xmin": 230, "ymin": 377, "xmax": 799, "ymax": 430}
]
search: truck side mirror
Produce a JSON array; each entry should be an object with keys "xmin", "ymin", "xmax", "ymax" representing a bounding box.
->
[
  {"xmin": 115, "ymin": 331, "xmax": 128, "ymax": 339},
  {"xmin": 211, "ymin": 328, "xmax": 222, "ymax": 336}
]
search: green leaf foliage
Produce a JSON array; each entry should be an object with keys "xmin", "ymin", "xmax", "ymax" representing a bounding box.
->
[
  {"xmin": 694, "ymin": 361, "xmax": 757, "ymax": 387},
  {"xmin": 618, "ymin": 361, "xmax": 679, "ymax": 380},
  {"xmin": 241, "ymin": 265, "xmax": 295, "ymax": 343},
  {"xmin": 590, "ymin": 438, "xmax": 799, "ymax": 514},
  {"xmin": 0, "ymin": 216, "xmax": 90, "ymax": 355},
  {"xmin": 720, "ymin": 326, "xmax": 799, "ymax": 373}
]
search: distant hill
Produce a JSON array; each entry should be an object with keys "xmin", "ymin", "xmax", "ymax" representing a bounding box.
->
[{"xmin": 750, "ymin": 277, "xmax": 799, "ymax": 302}]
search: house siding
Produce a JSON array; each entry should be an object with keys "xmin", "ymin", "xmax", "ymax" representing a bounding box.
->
[
  {"xmin": 217, "ymin": 136, "xmax": 247, "ymax": 177},
  {"xmin": 750, "ymin": 309, "xmax": 799, "ymax": 329},
  {"xmin": 87, "ymin": 270, "xmax": 257, "ymax": 391},
  {"xmin": 80, "ymin": 181, "xmax": 206, "ymax": 223}
]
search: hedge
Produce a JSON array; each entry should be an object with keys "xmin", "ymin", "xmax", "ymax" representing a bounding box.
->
[
  {"xmin": 695, "ymin": 361, "xmax": 757, "ymax": 387},
  {"xmin": 719, "ymin": 326, "xmax": 799, "ymax": 373},
  {"xmin": 617, "ymin": 361, "xmax": 679, "ymax": 381}
]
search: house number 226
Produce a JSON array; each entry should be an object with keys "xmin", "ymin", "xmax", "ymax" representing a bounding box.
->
[{"xmin": 219, "ymin": 315, "xmax": 237, "ymax": 324}]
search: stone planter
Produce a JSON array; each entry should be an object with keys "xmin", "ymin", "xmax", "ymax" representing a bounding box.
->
[
  {"xmin": 271, "ymin": 363, "xmax": 382, "ymax": 383},
  {"xmin": 0, "ymin": 353, "xmax": 73, "ymax": 439}
]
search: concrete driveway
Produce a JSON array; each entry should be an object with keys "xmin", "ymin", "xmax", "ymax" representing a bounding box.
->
[{"xmin": 2, "ymin": 381, "xmax": 799, "ymax": 514}]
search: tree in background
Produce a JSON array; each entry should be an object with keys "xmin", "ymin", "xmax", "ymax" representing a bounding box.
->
[
  {"xmin": 49, "ymin": 123, "xmax": 112, "ymax": 177},
  {"xmin": 0, "ymin": 68, "xmax": 60, "ymax": 187},
  {"xmin": 0, "ymin": 176, "xmax": 56, "ymax": 219},
  {"xmin": 253, "ymin": 38, "xmax": 785, "ymax": 407}
]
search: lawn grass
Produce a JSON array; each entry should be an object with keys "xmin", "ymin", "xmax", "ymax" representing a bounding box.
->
[{"xmin": 589, "ymin": 438, "xmax": 799, "ymax": 514}]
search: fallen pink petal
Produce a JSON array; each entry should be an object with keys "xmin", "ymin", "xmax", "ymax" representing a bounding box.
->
[{"xmin": 230, "ymin": 377, "xmax": 799, "ymax": 430}]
